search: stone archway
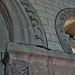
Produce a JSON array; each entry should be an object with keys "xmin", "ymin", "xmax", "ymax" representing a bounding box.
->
[
  {"xmin": 55, "ymin": 8, "xmax": 75, "ymax": 53},
  {"xmin": 0, "ymin": 0, "xmax": 47, "ymax": 51},
  {"xmin": 0, "ymin": 1, "xmax": 47, "ymax": 75}
]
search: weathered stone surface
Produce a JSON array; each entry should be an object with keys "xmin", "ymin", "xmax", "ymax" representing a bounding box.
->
[
  {"xmin": 0, "ymin": 13, "xmax": 9, "ymax": 51},
  {"xmin": 3, "ymin": 42, "xmax": 75, "ymax": 75},
  {"xmin": 0, "ymin": 0, "xmax": 47, "ymax": 49},
  {"xmin": 30, "ymin": 0, "xmax": 75, "ymax": 53},
  {"xmin": 1, "ymin": 0, "xmax": 75, "ymax": 53},
  {"xmin": 0, "ymin": 0, "xmax": 75, "ymax": 75},
  {"xmin": 0, "ymin": 61, "xmax": 4, "ymax": 75},
  {"xmin": 6, "ymin": 42, "xmax": 75, "ymax": 60}
]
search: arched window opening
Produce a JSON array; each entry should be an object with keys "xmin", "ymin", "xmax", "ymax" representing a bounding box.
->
[
  {"xmin": 55, "ymin": 8, "xmax": 75, "ymax": 53},
  {"xmin": 64, "ymin": 17, "xmax": 75, "ymax": 53}
]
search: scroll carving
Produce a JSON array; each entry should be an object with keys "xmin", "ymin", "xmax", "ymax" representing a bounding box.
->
[
  {"xmin": 55, "ymin": 8, "xmax": 75, "ymax": 53},
  {"xmin": 5, "ymin": 59, "xmax": 29, "ymax": 75},
  {"xmin": 20, "ymin": 0, "xmax": 47, "ymax": 47}
]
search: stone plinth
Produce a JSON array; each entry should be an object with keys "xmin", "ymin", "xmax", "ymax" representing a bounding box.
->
[{"xmin": 3, "ymin": 42, "xmax": 75, "ymax": 75}]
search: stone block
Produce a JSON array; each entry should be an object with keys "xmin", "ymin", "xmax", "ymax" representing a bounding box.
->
[
  {"xmin": 38, "ymin": 0, "xmax": 45, "ymax": 2},
  {"xmin": 59, "ymin": 4, "xmax": 68, "ymax": 9},
  {"xmin": 48, "ymin": 41, "xmax": 63, "ymax": 51},
  {"xmin": 48, "ymin": 20, "xmax": 54, "ymax": 27},
  {"xmin": 36, "ymin": 1, "xmax": 52, "ymax": 9},
  {"xmin": 32, "ymin": 4, "xmax": 46, "ymax": 12},
  {"xmin": 37, "ymin": 11, "xmax": 55, "ymax": 21},
  {"xmin": 63, "ymin": 1, "xmax": 71, "ymax": 7},
  {"xmin": 29, "ymin": 0, "xmax": 36, "ymax": 4},
  {"xmin": 45, "ymin": 0, "xmax": 60, "ymax": 8},
  {"xmin": 46, "ymin": 8, "xmax": 55, "ymax": 16},
  {"xmin": 69, "ymin": 0, "xmax": 75, "ymax": 5},
  {"xmin": 44, "ymin": 25, "xmax": 56, "ymax": 35},
  {"xmin": 52, "ymin": 6, "xmax": 60, "ymax": 11},
  {"xmin": 3, "ymin": 42, "xmax": 75, "ymax": 75},
  {"xmin": 46, "ymin": 33, "xmax": 51, "ymax": 41},
  {"xmin": 40, "ymin": 17, "xmax": 48, "ymax": 25},
  {"xmin": 63, "ymin": 0, "xmax": 69, "ymax": 3},
  {"xmin": 51, "ymin": 34, "xmax": 60, "ymax": 43},
  {"xmin": 52, "ymin": 0, "xmax": 64, "ymax": 5}
]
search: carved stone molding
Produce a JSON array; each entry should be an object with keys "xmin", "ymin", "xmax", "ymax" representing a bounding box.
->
[
  {"xmin": 4, "ymin": 52, "xmax": 29, "ymax": 75},
  {"xmin": 20, "ymin": 0, "xmax": 47, "ymax": 46},
  {"xmin": 55, "ymin": 8, "xmax": 75, "ymax": 53},
  {"xmin": 0, "ymin": 0, "xmax": 47, "ymax": 49}
]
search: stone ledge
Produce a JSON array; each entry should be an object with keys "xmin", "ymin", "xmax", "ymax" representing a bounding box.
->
[
  {"xmin": 3, "ymin": 45, "xmax": 75, "ymax": 75},
  {"xmin": 5, "ymin": 42, "xmax": 75, "ymax": 60}
]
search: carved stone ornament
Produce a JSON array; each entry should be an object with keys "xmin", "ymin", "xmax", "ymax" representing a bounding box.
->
[
  {"xmin": 4, "ymin": 56, "xmax": 29, "ymax": 75},
  {"xmin": 55, "ymin": 8, "xmax": 75, "ymax": 53},
  {"xmin": 0, "ymin": 0, "xmax": 47, "ymax": 48}
]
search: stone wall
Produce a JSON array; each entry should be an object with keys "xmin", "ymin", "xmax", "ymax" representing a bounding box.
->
[
  {"xmin": 29, "ymin": 0, "xmax": 75, "ymax": 51},
  {"xmin": 3, "ymin": 42, "xmax": 75, "ymax": 75},
  {"xmin": 0, "ymin": 0, "xmax": 75, "ymax": 75}
]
